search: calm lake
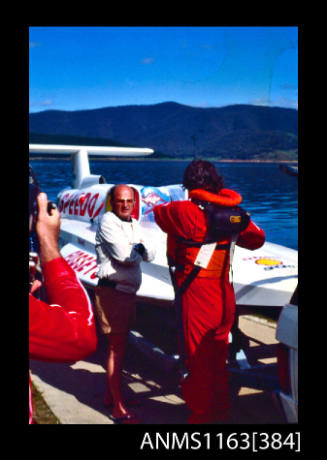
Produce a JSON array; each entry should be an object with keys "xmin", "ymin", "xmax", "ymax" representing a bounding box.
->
[{"xmin": 29, "ymin": 159, "xmax": 298, "ymax": 250}]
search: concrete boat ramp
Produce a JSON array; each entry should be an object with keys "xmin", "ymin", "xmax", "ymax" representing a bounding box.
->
[{"xmin": 30, "ymin": 308, "xmax": 286, "ymax": 425}]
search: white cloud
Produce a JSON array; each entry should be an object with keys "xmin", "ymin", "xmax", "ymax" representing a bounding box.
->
[
  {"xmin": 141, "ymin": 57, "xmax": 154, "ymax": 65},
  {"xmin": 41, "ymin": 100, "xmax": 53, "ymax": 107},
  {"xmin": 29, "ymin": 42, "xmax": 40, "ymax": 49},
  {"xmin": 29, "ymin": 99, "xmax": 54, "ymax": 108},
  {"xmin": 250, "ymin": 95, "xmax": 298, "ymax": 109},
  {"xmin": 250, "ymin": 97, "xmax": 272, "ymax": 106},
  {"xmin": 273, "ymin": 96, "xmax": 298, "ymax": 109}
]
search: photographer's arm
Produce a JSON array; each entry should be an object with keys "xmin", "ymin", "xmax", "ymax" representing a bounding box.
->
[{"xmin": 29, "ymin": 193, "xmax": 97, "ymax": 362}]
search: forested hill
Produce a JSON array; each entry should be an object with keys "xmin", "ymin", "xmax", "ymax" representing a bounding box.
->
[{"xmin": 29, "ymin": 102, "xmax": 298, "ymax": 160}]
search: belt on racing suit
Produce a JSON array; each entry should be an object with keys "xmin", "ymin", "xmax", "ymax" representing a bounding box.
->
[{"xmin": 168, "ymin": 240, "xmax": 233, "ymax": 380}]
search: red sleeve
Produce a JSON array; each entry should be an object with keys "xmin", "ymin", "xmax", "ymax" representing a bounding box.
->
[
  {"xmin": 236, "ymin": 220, "xmax": 265, "ymax": 250},
  {"xmin": 29, "ymin": 257, "xmax": 97, "ymax": 362}
]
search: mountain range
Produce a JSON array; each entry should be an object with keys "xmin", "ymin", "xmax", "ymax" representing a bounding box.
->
[{"xmin": 29, "ymin": 101, "xmax": 298, "ymax": 160}]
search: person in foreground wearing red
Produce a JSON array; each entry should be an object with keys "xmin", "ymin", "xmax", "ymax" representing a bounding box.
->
[
  {"xmin": 153, "ymin": 159, "xmax": 265, "ymax": 424},
  {"xmin": 29, "ymin": 192, "xmax": 98, "ymax": 424}
]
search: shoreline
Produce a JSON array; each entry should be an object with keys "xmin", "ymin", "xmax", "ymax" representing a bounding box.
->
[{"xmin": 29, "ymin": 157, "xmax": 298, "ymax": 164}]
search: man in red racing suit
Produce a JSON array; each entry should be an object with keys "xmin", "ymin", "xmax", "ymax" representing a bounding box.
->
[
  {"xmin": 29, "ymin": 192, "xmax": 97, "ymax": 424},
  {"xmin": 153, "ymin": 160, "xmax": 265, "ymax": 424}
]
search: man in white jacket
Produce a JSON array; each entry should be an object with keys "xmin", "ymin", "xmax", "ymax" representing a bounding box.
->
[{"xmin": 95, "ymin": 184, "xmax": 155, "ymax": 424}]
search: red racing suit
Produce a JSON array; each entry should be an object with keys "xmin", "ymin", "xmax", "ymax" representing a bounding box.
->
[
  {"xmin": 29, "ymin": 257, "xmax": 98, "ymax": 424},
  {"xmin": 154, "ymin": 188, "xmax": 265, "ymax": 423}
]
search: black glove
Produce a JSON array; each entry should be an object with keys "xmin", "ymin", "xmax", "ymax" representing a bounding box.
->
[{"xmin": 134, "ymin": 243, "xmax": 145, "ymax": 256}]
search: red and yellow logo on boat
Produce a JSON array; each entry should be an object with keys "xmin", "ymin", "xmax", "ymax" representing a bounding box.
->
[{"xmin": 255, "ymin": 258, "xmax": 283, "ymax": 266}]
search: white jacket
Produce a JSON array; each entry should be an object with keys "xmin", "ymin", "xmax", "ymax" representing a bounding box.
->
[{"xmin": 95, "ymin": 211, "xmax": 156, "ymax": 294}]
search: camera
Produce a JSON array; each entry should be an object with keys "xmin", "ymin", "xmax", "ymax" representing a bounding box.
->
[{"xmin": 29, "ymin": 166, "xmax": 57, "ymax": 250}]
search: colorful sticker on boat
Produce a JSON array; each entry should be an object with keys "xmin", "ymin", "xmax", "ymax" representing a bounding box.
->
[
  {"xmin": 140, "ymin": 186, "xmax": 170, "ymax": 219},
  {"xmin": 64, "ymin": 250, "xmax": 98, "ymax": 279},
  {"xmin": 255, "ymin": 258, "xmax": 283, "ymax": 266},
  {"xmin": 58, "ymin": 191, "xmax": 105, "ymax": 220},
  {"xmin": 242, "ymin": 255, "xmax": 296, "ymax": 271}
]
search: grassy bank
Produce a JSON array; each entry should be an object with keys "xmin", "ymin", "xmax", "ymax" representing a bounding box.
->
[{"xmin": 31, "ymin": 381, "xmax": 60, "ymax": 424}]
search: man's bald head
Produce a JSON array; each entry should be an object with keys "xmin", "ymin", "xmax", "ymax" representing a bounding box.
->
[{"xmin": 110, "ymin": 184, "xmax": 135, "ymax": 221}]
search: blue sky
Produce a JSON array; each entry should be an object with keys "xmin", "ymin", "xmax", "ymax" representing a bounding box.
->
[{"xmin": 29, "ymin": 26, "xmax": 298, "ymax": 113}]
